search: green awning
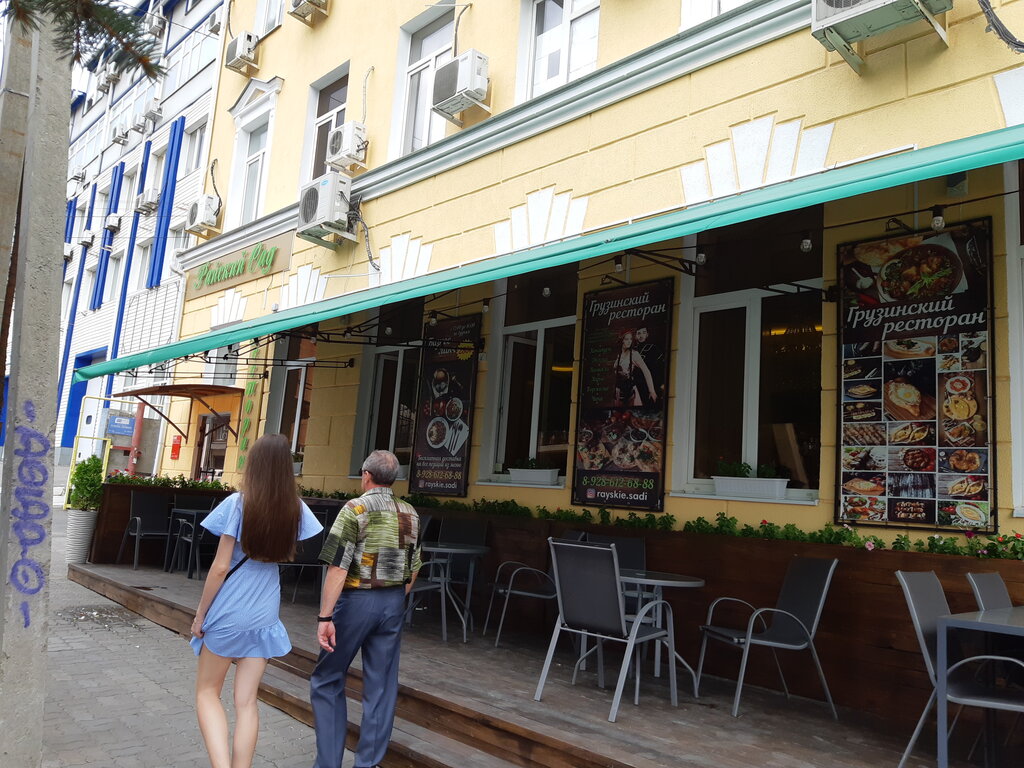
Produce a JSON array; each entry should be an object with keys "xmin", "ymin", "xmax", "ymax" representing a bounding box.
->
[{"xmin": 74, "ymin": 121, "xmax": 1024, "ymax": 383}]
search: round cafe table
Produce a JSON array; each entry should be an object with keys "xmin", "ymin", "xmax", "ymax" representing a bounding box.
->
[
  {"xmin": 618, "ymin": 568, "xmax": 706, "ymax": 697},
  {"xmin": 419, "ymin": 542, "xmax": 490, "ymax": 643}
]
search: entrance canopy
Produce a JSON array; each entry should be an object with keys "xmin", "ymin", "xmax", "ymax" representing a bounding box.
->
[
  {"xmin": 73, "ymin": 122, "xmax": 1024, "ymax": 384},
  {"xmin": 117, "ymin": 383, "xmax": 244, "ymax": 441}
]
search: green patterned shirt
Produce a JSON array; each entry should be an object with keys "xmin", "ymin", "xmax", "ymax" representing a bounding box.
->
[{"xmin": 318, "ymin": 487, "xmax": 423, "ymax": 589}]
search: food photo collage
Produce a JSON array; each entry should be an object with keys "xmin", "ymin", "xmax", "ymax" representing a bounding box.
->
[{"xmin": 837, "ymin": 222, "xmax": 994, "ymax": 531}]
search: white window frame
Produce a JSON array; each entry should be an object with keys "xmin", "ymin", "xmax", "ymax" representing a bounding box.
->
[
  {"xmin": 183, "ymin": 122, "xmax": 207, "ymax": 175},
  {"xmin": 282, "ymin": 358, "xmax": 315, "ymax": 454},
  {"xmin": 679, "ymin": 0, "xmax": 755, "ymax": 31},
  {"xmin": 389, "ymin": 7, "xmax": 455, "ymax": 160},
  {"xmin": 133, "ymin": 241, "xmax": 153, "ymax": 291},
  {"xmin": 523, "ymin": 0, "xmax": 600, "ymax": 101},
  {"xmin": 254, "ymin": 0, "xmax": 284, "ymax": 36},
  {"xmin": 674, "ymin": 268, "xmax": 822, "ymax": 500},
  {"xmin": 304, "ymin": 68, "xmax": 350, "ymax": 182},
  {"xmin": 364, "ymin": 346, "xmax": 420, "ymax": 460},
  {"xmin": 62, "ymin": 276, "xmax": 75, "ymax": 323},
  {"xmin": 104, "ymin": 249, "xmax": 124, "ymax": 304},
  {"xmin": 227, "ymin": 79, "xmax": 282, "ymax": 229}
]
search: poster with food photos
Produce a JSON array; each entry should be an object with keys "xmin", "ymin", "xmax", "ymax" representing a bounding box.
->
[
  {"xmin": 572, "ymin": 279, "xmax": 673, "ymax": 511},
  {"xmin": 837, "ymin": 218, "xmax": 994, "ymax": 532},
  {"xmin": 408, "ymin": 314, "xmax": 481, "ymax": 497}
]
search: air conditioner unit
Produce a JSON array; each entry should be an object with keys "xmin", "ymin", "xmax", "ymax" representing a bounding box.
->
[
  {"xmin": 63, "ymin": 242, "xmax": 76, "ymax": 260},
  {"xmin": 147, "ymin": 13, "xmax": 166, "ymax": 38},
  {"xmin": 185, "ymin": 194, "xmax": 221, "ymax": 234},
  {"xmin": 811, "ymin": 0, "xmax": 952, "ymax": 72},
  {"xmin": 104, "ymin": 63, "xmax": 120, "ymax": 87},
  {"xmin": 144, "ymin": 98, "xmax": 162, "ymax": 122},
  {"xmin": 296, "ymin": 172, "xmax": 355, "ymax": 242},
  {"xmin": 225, "ymin": 32, "xmax": 258, "ymax": 73},
  {"xmin": 131, "ymin": 112, "xmax": 147, "ymax": 132},
  {"xmin": 289, "ymin": 0, "xmax": 327, "ymax": 22},
  {"xmin": 134, "ymin": 189, "xmax": 159, "ymax": 215},
  {"xmin": 326, "ymin": 121, "xmax": 367, "ymax": 172},
  {"xmin": 432, "ymin": 48, "xmax": 489, "ymax": 118},
  {"xmin": 205, "ymin": 11, "xmax": 222, "ymax": 35},
  {"xmin": 96, "ymin": 76, "xmax": 110, "ymax": 94},
  {"xmin": 104, "ymin": 214, "xmax": 122, "ymax": 233},
  {"xmin": 69, "ymin": 167, "xmax": 87, "ymax": 183},
  {"xmin": 78, "ymin": 230, "xmax": 95, "ymax": 248},
  {"xmin": 110, "ymin": 123, "xmax": 129, "ymax": 145}
]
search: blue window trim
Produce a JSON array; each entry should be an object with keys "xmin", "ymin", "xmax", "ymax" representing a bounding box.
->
[{"xmin": 148, "ymin": 116, "xmax": 186, "ymax": 288}]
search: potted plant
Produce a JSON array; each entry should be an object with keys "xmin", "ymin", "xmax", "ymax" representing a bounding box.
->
[
  {"xmin": 66, "ymin": 455, "xmax": 104, "ymax": 565},
  {"xmin": 711, "ymin": 460, "xmax": 789, "ymax": 500},
  {"xmin": 292, "ymin": 452, "xmax": 303, "ymax": 476},
  {"xmin": 507, "ymin": 457, "xmax": 560, "ymax": 486}
]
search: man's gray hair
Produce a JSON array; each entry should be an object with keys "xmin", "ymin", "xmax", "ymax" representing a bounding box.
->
[{"xmin": 361, "ymin": 449, "xmax": 400, "ymax": 486}]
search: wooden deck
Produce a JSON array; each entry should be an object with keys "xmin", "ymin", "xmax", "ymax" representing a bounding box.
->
[{"xmin": 68, "ymin": 562, "xmax": 1006, "ymax": 768}]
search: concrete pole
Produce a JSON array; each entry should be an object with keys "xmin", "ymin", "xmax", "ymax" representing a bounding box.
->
[{"xmin": 0, "ymin": 21, "xmax": 68, "ymax": 768}]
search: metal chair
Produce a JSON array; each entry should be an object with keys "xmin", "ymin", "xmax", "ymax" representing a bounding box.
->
[
  {"xmin": 278, "ymin": 526, "xmax": 328, "ymax": 602},
  {"xmin": 116, "ymin": 490, "xmax": 172, "ymax": 570},
  {"xmin": 483, "ymin": 530, "xmax": 586, "ymax": 648},
  {"xmin": 896, "ymin": 570, "xmax": 1024, "ymax": 768},
  {"xmin": 968, "ymin": 572, "xmax": 1014, "ymax": 610},
  {"xmin": 695, "ymin": 556, "xmax": 838, "ymax": 719},
  {"xmin": 168, "ymin": 495, "xmax": 218, "ymax": 578},
  {"xmin": 534, "ymin": 538, "xmax": 678, "ymax": 723}
]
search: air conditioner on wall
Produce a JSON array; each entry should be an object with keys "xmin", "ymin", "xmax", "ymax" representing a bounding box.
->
[
  {"xmin": 131, "ymin": 112, "xmax": 147, "ymax": 133},
  {"xmin": 63, "ymin": 242, "xmax": 76, "ymax": 260},
  {"xmin": 69, "ymin": 167, "xmax": 87, "ymax": 183},
  {"xmin": 185, "ymin": 194, "xmax": 221, "ymax": 235},
  {"xmin": 110, "ymin": 123, "xmax": 129, "ymax": 145},
  {"xmin": 104, "ymin": 214, "xmax": 121, "ymax": 233},
  {"xmin": 289, "ymin": 0, "xmax": 327, "ymax": 22},
  {"xmin": 147, "ymin": 13, "xmax": 166, "ymax": 38},
  {"xmin": 296, "ymin": 171, "xmax": 356, "ymax": 243},
  {"xmin": 144, "ymin": 98, "xmax": 162, "ymax": 122},
  {"xmin": 134, "ymin": 189, "xmax": 159, "ymax": 215},
  {"xmin": 225, "ymin": 32, "xmax": 258, "ymax": 74},
  {"xmin": 205, "ymin": 11, "xmax": 222, "ymax": 35},
  {"xmin": 811, "ymin": 0, "xmax": 952, "ymax": 73},
  {"xmin": 78, "ymin": 230, "xmax": 95, "ymax": 248},
  {"xmin": 96, "ymin": 76, "xmax": 110, "ymax": 94},
  {"xmin": 104, "ymin": 63, "xmax": 120, "ymax": 87},
  {"xmin": 326, "ymin": 121, "xmax": 367, "ymax": 173},
  {"xmin": 432, "ymin": 49, "xmax": 489, "ymax": 119}
]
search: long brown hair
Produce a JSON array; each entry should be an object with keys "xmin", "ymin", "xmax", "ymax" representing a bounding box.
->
[{"xmin": 239, "ymin": 433, "xmax": 300, "ymax": 562}]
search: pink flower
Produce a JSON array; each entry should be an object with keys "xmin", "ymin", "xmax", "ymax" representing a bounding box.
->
[
  {"xmin": 965, "ymin": 531, "xmax": 976, "ymax": 539},
  {"xmin": 1016, "ymin": 533, "xmax": 1023, "ymax": 540},
  {"xmin": 864, "ymin": 541, "xmax": 875, "ymax": 551},
  {"xmin": 980, "ymin": 549, "xmax": 988, "ymax": 555},
  {"xmin": 760, "ymin": 519, "xmax": 769, "ymax": 526}
]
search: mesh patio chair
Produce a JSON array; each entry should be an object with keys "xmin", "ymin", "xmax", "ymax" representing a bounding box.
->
[
  {"xmin": 116, "ymin": 491, "xmax": 172, "ymax": 570},
  {"xmin": 968, "ymin": 572, "xmax": 1014, "ymax": 610},
  {"xmin": 483, "ymin": 530, "xmax": 586, "ymax": 648},
  {"xmin": 168, "ymin": 495, "xmax": 218, "ymax": 578},
  {"xmin": 533, "ymin": 538, "xmax": 678, "ymax": 723},
  {"xmin": 435, "ymin": 517, "xmax": 489, "ymax": 613},
  {"xmin": 279, "ymin": 525, "xmax": 328, "ymax": 602},
  {"xmin": 896, "ymin": 570, "xmax": 1024, "ymax": 768},
  {"xmin": 695, "ymin": 556, "xmax": 838, "ymax": 719}
]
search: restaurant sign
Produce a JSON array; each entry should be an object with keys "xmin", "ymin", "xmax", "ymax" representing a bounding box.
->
[
  {"xmin": 185, "ymin": 232, "xmax": 293, "ymax": 300},
  {"xmin": 409, "ymin": 314, "xmax": 482, "ymax": 497},
  {"xmin": 836, "ymin": 218, "xmax": 995, "ymax": 533},
  {"xmin": 572, "ymin": 279, "xmax": 673, "ymax": 511}
]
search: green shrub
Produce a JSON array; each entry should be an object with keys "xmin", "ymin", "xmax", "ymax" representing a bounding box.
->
[{"xmin": 68, "ymin": 456, "xmax": 105, "ymax": 511}]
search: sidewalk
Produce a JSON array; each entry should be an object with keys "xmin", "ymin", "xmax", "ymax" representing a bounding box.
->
[{"xmin": 44, "ymin": 505, "xmax": 318, "ymax": 768}]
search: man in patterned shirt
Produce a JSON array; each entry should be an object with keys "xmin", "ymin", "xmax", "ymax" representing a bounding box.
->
[{"xmin": 311, "ymin": 449, "xmax": 422, "ymax": 768}]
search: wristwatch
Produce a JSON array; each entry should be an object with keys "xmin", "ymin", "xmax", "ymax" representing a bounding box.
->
[{"xmin": 317, "ymin": 615, "xmax": 333, "ymax": 622}]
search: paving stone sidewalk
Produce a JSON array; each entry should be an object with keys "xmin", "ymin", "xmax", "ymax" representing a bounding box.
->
[{"xmin": 43, "ymin": 505, "xmax": 319, "ymax": 768}]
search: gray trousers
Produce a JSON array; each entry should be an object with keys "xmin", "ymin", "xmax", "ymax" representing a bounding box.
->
[{"xmin": 310, "ymin": 586, "xmax": 406, "ymax": 768}]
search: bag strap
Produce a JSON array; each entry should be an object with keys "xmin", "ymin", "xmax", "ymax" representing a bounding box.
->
[{"xmin": 225, "ymin": 554, "xmax": 249, "ymax": 581}]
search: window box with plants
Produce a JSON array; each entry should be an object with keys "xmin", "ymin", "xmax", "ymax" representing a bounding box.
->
[
  {"xmin": 66, "ymin": 456, "xmax": 105, "ymax": 565},
  {"xmin": 507, "ymin": 457, "xmax": 561, "ymax": 486},
  {"xmin": 711, "ymin": 460, "xmax": 790, "ymax": 500}
]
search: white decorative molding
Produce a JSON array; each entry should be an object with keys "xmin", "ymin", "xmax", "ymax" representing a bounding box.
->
[
  {"xmin": 370, "ymin": 235, "xmax": 434, "ymax": 288},
  {"xmin": 493, "ymin": 187, "xmax": 589, "ymax": 255},
  {"xmin": 680, "ymin": 115, "xmax": 836, "ymax": 205},
  {"xmin": 278, "ymin": 264, "xmax": 328, "ymax": 310},
  {"xmin": 994, "ymin": 65, "xmax": 1024, "ymax": 127},
  {"xmin": 210, "ymin": 288, "xmax": 247, "ymax": 327}
]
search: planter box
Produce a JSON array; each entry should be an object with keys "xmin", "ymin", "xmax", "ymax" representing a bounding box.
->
[
  {"xmin": 508, "ymin": 468, "xmax": 560, "ymax": 485},
  {"xmin": 712, "ymin": 475, "xmax": 789, "ymax": 499},
  {"xmin": 66, "ymin": 508, "xmax": 98, "ymax": 565}
]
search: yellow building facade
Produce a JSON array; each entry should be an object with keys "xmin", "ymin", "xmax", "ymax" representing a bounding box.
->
[{"xmin": 79, "ymin": 0, "xmax": 1024, "ymax": 538}]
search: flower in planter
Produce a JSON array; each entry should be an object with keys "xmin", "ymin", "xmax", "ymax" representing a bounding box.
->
[
  {"xmin": 965, "ymin": 531, "xmax": 976, "ymax": 539},
  {"xmin": 864, "ymin": 541, "xmax": 875, "ymax": 551}
]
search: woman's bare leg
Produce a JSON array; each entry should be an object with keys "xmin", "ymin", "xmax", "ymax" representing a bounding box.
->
[
  {"xmin": 231, "ymin": 656, "xmax": 269, "ymax": 768},
  {"xmin": 196, "ymin": 646, "xmax": 233, "ymax": 768}
]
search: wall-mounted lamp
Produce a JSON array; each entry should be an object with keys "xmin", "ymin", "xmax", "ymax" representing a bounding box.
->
[
  {"xmin": 931, "ymin": 205, "xmax": 945, "ymax": 232},
  {"xmin": 614, "ymin": 254, "xmax": 624, "ymax": 273},
  {"xmin": 800, "ymin": 231, "xmax": 813, "ymax": 254},
  {"xmin": 342, "ymin": 327, "xmax": 353, "ymax": 339},
  {"xmin": 541, "ymin": 286, "xmax": 551, "ymax": 298},
  {"xmin": 428, "ymin": 310, "xmax": 438, "ymax": 327},
  {"xmin": 677, "ymin": 251, "xmax": 707, "ymax": 277},
  {"xmin": 384, "ymin": 325, "xmax": 393, "ymax": 336},
  {"xmin": 482, "ymin": 298, "xmax": 490, "ymax": 314}
]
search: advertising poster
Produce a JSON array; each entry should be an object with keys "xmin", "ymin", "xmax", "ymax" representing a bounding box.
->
[
  {"xmin": 572, "ymin": 278, "xmax": 673, "ymax": 510},
  {"xmin": 836, "ymin": 218, "xmax": 995, "ymax": 532},
  {"xmin": 408, "ymin": 314, "xmax": 481, "ymax": 496}
]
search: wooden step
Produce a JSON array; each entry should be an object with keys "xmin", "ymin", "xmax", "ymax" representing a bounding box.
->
[{"xmin": 260, "ymin": 664, "xmax": 523, "ymax": 768}]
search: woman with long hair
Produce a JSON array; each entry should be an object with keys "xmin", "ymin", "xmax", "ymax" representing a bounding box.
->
[
  {"xmin": 190, "ymin": 433, "xmax": 322, "ymax": 768},
  {"xmin": 612, "ymin": 329, "xmax": 657, "ymax": 407}
]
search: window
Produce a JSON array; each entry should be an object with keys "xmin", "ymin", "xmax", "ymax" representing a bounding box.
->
[
  {"xmin": 166, "ymin": 227, "xmax": 191, "ymax": 279},
  {"xmin": 133, "ymin": 243, "xmax": 152, "ymax": 290},
  {"xmin": 62, "ymin": 277, "xmax": 74, "ymax": 322},
  {"xmin": 311, "ymin": 76, "xmax": 348, "ymax": 178},
  {"xmin": 121, "ymin": 171, "xmax": 137, "ymax": 210},
  {"xmin": 148, "ymin": 149, "xmax": 166, "ymax": 194},
  {"xmin": 495, "ymin": 265, "xmax": 578, "ymax": 474},
  {"xmin": 182, "ymin": 124, "xmax": 206, "ymax": 175},
  {"xmin": 254, "ymin": 0, "xmax": 283, "ymax": 36},
  {"xmin": 162, "ymin": 26, "xmax": 218, "ymax": 94},
  {"xmin": 401, "ymin": 12, "xmax": 454, "ymax": 155},
  {"xmin": 83, "ymin": 266, "xmax": 96, "ymax": 309},
  {"xmin": 185, "ymin": 0, "xmax": 200, "ymax": 13},
  {"xmin": 240, "ymin": 122, "xmax": 268, "ymax": 224},
  {"xmin": 365, "ymin": 300, "xmax": 424, "ymax": 467},
  {"xmin": 680, "ymin": 211, "xmax": 823, "ymax": 494},
  {"xmin": 528, "ymin": 0, "xmax": 599, "ymax": 98},
  {"xmin": 103, "ymin": 251, "xmax": 123, "ymax": 303},
  {"xmin": 206, "ymin": 344, "xmax": 239, "ymax": 384},
  {"xmin": 280, "ymin": 337, "xmax": 317, "ymax": 458},
  {"xmin": 680, "ymin": 0, "xmax": 754, "ymax": 31}
]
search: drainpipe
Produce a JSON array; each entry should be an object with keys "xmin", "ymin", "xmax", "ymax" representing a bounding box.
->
[{"xmin": 105, "ymin": 141, "xmax": 151, "ymax": 400}]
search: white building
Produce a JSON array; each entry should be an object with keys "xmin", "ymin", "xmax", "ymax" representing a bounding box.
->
[{"xmin": 57, "ymin": 0, "xmax": 224, "ymax": 467}]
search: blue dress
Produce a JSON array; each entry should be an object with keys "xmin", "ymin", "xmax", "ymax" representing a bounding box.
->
[{"xmin": 190, "ymin": 493, "xmax": 323, "ymax": 659}]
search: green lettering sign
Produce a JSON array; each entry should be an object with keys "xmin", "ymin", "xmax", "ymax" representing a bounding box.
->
[{"xmin": 190, "ymin": 242, "xmax": 278, "ymax": 292}]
